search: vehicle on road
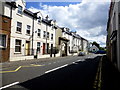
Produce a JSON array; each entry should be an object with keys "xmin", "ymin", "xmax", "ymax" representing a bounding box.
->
[
  {"xmin": 78, "ymin": 51, "xmax": 86, "ymax": 56},
  {"xmin": 95, "ymin": 50, "xmax": 106, "ymax": 54}
]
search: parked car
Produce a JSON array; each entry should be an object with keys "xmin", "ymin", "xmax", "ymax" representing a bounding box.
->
[
  {"xmin": 95, "ymin": 50, "xmax": 106, "ymax": 54},
  {"xmin": 78, "ymin": 51, "xmax": 86, "ymax": 56}
]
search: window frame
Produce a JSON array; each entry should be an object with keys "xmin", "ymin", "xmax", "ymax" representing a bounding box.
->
[
  {"xmin": 37, "ymin": 42, "xmax": 41, "ymax": 52},
  {"xmin": 38, "ymin": 17, "xmax": 41, "ymax": 24},
  {"xmin": 37, "ymin": 29, "xmax": 41, "ymax": 37},
  {"xmin": 26, "ymin": 25, "xmax": 31, "ymax": 35},
  {"xmin": 0, "ymin": 34, "xmax": 7, "ymax": 48},
  {"xmin": 51, "ymin": 34, "xmax": 53, "ymax": 40},
  {"xmin": 43, "ymin": 31, "xmax": 46, "ymax": 38},
  {"xmin": 16, "ymin": 22, "xmax": 22, "ymax": 33},
  {"xmin": 15, "ymin": 39, "xmax": 21, "ymax": 53},
  {"xmin": 17, "ymin": 5, "xmax": 23, "ymax": 15},
  {"xmin": 47, "ymin": 32, "xmax": 49, "ymax": 39}
]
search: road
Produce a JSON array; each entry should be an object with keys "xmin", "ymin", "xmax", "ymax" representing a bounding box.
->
[{"xmin": 0, "ymin": 54, "xmax": 102, "ymax": 89}]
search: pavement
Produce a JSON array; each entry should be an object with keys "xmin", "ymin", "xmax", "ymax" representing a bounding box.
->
[
  {"xmin": 0, "ymin": 55, "xmax": 74, "ymax": 69},
  {"xmin": 101, "ymin": 55, "xmax": 120, "ymax": 90}
]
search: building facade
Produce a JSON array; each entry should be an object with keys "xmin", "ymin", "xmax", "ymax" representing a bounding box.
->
[
  {"xmin": 1, "ymin": 0, "xmax": 89, "ymax": 62},
  {"xmin": 0, "ymin": 1, "xmax": 11, "ymax": 62},
  {"xmin": 89, "ymin": 45, "xmax": 99, "ymax": 53},
  {"xmin": 106, "ymin": 1, "xmax": 120, "ymax": 71},
  {"xmin": 3, "ymin": 0, "xmax": 55, "ymax": 61}
]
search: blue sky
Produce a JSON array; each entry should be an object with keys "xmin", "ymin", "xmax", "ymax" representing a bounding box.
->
[{"xmin": 26, "ymin": 2, "xmax": 80, "ymax": 9}]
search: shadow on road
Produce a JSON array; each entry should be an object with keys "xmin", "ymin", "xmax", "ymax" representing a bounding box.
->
[{"xmin": 7, "ymin": 56, "xmax": 101, "ymax": 90}]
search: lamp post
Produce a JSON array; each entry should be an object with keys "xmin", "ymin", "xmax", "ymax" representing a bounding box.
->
[
  {"xmin": 45, "ymin": 15, "xmax": 49, "ymax": 54},
  {"xmin": 31, "ymin": 11, "xmax": 40, "ymax": 55}
]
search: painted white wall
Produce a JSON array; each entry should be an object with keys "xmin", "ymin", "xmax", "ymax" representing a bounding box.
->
[
  {"xmin": 4, "ymin": 4, "xmax": 11, "ymax": 17},
  {"xmin": 4, "ymin": 0, "xmax": 55, "ymax": 61}
]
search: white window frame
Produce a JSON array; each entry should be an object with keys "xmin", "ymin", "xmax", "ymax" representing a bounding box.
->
[
  {"xmin": 37, "ymin": 29, "xmax": 41, "ymax": 37},
  {"xmin": 26, "ymin": 25, "xmax": 31, "ymax": 35},
  {"xmin": 16, "ymin": 22, "xmax": 22, "ymax": 33},
  {"xmin": 47, "ymin": 32, "xmax": 49, "ymax": 39},
  {"xmin": 0, "ymin": 34, "xmax": 7, "ymax": 48},
  {"xmin": 51, "ymin": 34, "xmax": 53, "ymax": 40},
  {"xmin": 43, "ymin": 31, "xmax": 46, "ymax": 38},
  {"xmin": 15, "ymin": 39, "xmax": 21, "ymax": 53},
  {"xmin": 17, "ymin": 5, "xmax": 23, "ymax": 15},
  {"xmin": 38, "ymin": 17, "xmax": 41, "ymax": 24},
  {"xmin": 37, "ymin": 42, "xmax": 41, "ymax": 53}
]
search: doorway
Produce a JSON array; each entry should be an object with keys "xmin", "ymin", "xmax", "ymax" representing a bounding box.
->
[{"xmin": 25, "ymin": 41, "xmax": 30, "ymax": 55}]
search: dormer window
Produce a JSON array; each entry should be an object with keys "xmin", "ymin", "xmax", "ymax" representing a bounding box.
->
[
  {"xmin": 38, "ymin": 17, "xmax": 41, "ymax": 23},
  {"xmin": 18, "ymin": 5, "xmax": 23, "ymax": 15}
]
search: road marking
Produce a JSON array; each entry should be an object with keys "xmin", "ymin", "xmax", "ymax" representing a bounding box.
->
[
  {"xmin": 45, "ymin": 64, "xmax": 68, "ymax": 74},
  {"xmin": 77, "ymin": 59, "xmax": 85, "ymax": 62},
  {"xmin": 0, "ymin": 82, "xmax": 19, "ymax": 90},
  {"xmin": 77, "ymin": 60, "xmax": 82, "ymax": 62},
  {"xmin": 0, "ymin": 64, "xmax": 44, "ymax": 74}
]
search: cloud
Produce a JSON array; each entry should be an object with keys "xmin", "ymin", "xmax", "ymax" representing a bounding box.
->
[{"xmin": 28, "ymin": 1, "xmax": 110, "ymax": 47}]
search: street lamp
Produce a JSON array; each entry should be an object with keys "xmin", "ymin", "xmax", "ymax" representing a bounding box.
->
[
  {"xmin": 31, "ymin": 11, "xmax": 40, "ymax": 55},
  {"xmin": 45, "ymin": 15, "xmax": 49, "ymax": 54}
]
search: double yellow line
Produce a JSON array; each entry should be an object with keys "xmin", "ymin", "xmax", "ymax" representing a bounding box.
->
[
  {"xmin": 0, "ymin": 64, "xmax": 44, "ymax": 74},
  {"xmin": 93, "ymin": 56, "xmax": 103, "ymax": 90}
]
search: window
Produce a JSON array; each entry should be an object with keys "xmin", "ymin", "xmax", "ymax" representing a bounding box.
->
[
  {"xmin": 43, "ymin": 31, "xmax": 46, "ymax": 38},
  {"xmin": 0, "ymin": 34, "xmax": 6, "ymax": 48},
  {"xmin": 37, "ymin": 42, "xmax": 41, "ymax": 52},
  {"xmin": 38, "ymin": 17, "xmax": 41, "ymax": 23},
  {"xmin": 18, "ymin": 5, "xmax": 23, "ymax": 15},
  {"xmin": 51, "ymin": 34, "xmax": 53, "ymax": 40},
  {"xmin": 16, "ymin": 22, "xmax": 22, "ymax": 33},
  {"xmin": 47, "ymin": 32, "xmax": 49, "ymax": 39},
  {"xmin": 38, "ymin": 29, "xmax": 41, "ymax": 37},
  {"xmin": 26, "ymin": 25, "xmax": 31, "ymax": 35},
  {"xmin": 51, "ymin": 26, "xmax": 54, "ymax": 30},
  {"xmin": 15, "ymin": 39, "xmax": 21, "ymax": 52}
]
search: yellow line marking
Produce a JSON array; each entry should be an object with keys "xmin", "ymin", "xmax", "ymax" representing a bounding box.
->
[
  {"xmin": 0, "ymin": 64, "xmax": 44, "ymax": 74},
  {"xmin": 14, "ymin": 66, "xmax": 22, "ymax": 72}
]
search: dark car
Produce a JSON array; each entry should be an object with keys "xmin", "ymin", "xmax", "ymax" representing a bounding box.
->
[{"xmin": 95, "ymin": 50, "xmax": 106, "ymax": 54}]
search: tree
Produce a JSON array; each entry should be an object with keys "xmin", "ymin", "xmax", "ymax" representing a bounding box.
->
[{"xmin": 92, "ymin": 41, "xmax": 100, "ymax": 49}]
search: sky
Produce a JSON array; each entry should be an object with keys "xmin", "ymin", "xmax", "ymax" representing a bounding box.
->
[{"xmin": 26, "ymin": 0, "xmax": 110, "ymax": 47}]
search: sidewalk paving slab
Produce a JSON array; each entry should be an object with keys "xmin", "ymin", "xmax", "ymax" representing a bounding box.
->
[{"xmin": 101, "ymin": 55, "xmax": 120, "ymax": 90}]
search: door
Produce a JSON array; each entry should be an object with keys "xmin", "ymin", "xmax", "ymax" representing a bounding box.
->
[
  {"xmin": 43, "ymin": 43, "xmax": 45, "ymax": 54},
  {"xmin": 25, "ymin": 41, "xmax": 30, "ymax": 55},
  {"xmin": 65, "ymin": 43, "xmax": 67, "ymax": 56}
]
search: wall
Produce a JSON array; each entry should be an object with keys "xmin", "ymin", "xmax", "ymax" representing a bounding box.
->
[{"xmin": 0, "ymin": 15, "xmax": 11, "ymax": 62}]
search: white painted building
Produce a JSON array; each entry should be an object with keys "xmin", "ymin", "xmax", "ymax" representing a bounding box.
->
[
  {"xmin": 89, "ymin": 45, "xmax": 99, "ymax": 53},
  {"xmin": 61, "ymin": 28, "xmax": 83, "ymax": 54},
  {"xmin": 2, "ymin": 0, "xmax": 89, "ymax": 62},
  {"xmin": 3, "ymin": 0, "xmax": 55, "ymax": 61}
]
